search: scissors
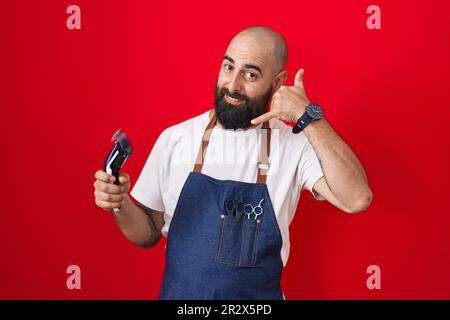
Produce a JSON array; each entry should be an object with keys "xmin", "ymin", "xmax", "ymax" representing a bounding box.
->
[
  {"xmin": 224, "ymin": 196, "xmax": 245, "ymax": 217},
  {"xmin": 244, "ymin": 198, "xmax": 264, "ymax": 220}
]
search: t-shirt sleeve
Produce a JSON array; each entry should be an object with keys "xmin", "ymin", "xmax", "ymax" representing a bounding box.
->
[
  {"xmin": 298, "ymin": 139, "xmax": 325, "ymax": 201},
  {"xmin": 130, "ymin": 130, "xmax": 168, "ymax": 212}
]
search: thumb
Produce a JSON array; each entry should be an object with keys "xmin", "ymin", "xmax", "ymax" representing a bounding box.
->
[
  {"xmin": 119, "ymin": 172, "xmax": 130, "ymax": 185},
  {"xmin": 294, "ymin": 68, "xmax": 305, "ymax": 89}
]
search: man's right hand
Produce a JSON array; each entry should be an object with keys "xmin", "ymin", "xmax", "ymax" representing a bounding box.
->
[{"xmin": 93, "ymin": 170, "xmax": 131, "ymax": 211}]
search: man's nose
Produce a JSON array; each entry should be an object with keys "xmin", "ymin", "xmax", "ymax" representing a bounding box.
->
[{"xmin": 227, "ymin": 73, "xmax": 242, "ymax": 94}]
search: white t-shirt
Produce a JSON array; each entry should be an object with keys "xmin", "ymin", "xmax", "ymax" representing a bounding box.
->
[{"xmin": 130, "ymin": 109, "xmax": 325, "ymax": 266}]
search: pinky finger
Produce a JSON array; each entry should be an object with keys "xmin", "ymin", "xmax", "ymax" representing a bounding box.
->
[{"xmin": 251, "ymin": 111, "xmax": 276, "ymax": 125}]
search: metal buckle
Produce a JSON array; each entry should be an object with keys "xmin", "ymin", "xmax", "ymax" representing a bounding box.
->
[{"xmin": 257, "ymin": 162, "xmax": 270, "ymax": 170}]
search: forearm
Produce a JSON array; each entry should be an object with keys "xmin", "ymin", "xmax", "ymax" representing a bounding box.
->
[
  {"xmin": 113, "ymin": 196, "xmax": 161, "ymax": 248},
  {"xmin": 304, "ymin": 117, "xmax": 372, "ymax": 209}
]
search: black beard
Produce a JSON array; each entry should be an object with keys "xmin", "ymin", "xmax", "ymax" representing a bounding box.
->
[{"xmin": 214, "ymin": 84, "xmax": 272, "ymax": 130}]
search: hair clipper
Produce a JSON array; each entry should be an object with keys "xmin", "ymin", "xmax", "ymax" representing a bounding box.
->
[{"xmin": 104, "ymin": 129, "xmax": 133, "ymax": 213}]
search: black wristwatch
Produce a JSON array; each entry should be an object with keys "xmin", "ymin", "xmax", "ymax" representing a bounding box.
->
[{"xmin": 292, "ymin": 103, "xmax": 324, "ymax": 134}]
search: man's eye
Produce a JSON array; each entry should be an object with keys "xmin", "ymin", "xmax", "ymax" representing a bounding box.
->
[
  {"xmin": 245, "ymin": 71, "xmax": 256, "ymax": 79},
  {"xmin": 223, "ymin": 64, "xmax": 233, "ymax": 71}
]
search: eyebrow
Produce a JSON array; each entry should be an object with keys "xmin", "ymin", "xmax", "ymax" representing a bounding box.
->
[{"xmin": 223, "ymin": 55, "xmax": 263, "ymax": 75}]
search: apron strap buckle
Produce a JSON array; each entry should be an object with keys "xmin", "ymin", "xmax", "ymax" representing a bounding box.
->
[{"xmin": 257, "ymin": 162, "xmax": 270, "ymax": 170}]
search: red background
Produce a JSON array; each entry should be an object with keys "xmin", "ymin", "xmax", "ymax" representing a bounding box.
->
[{"xmin": 1, "ymin": 0, "xmax": 449, "ymax": 299}]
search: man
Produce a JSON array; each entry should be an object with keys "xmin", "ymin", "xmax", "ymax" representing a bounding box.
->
[{"xmin": 93, "ymin": 26, "xmax": 372, "ymax": 299}]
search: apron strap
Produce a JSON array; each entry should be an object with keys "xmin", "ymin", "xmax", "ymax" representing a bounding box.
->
[
  {"xmin": 193, "ymin": 110, "xmax": 217, "ymax": 173},
  {"xmin": 256, "ymin": 120, "xmax": 271, "ymax": 184},
  {"xmin": 193, "ymin": 109, "xmax": 271, "ymax": 184}
]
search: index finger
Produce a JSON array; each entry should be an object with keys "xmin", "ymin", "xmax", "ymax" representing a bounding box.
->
[{"xmin": 95, "ymin": 170, "xmax": 116, "ymax": 183}]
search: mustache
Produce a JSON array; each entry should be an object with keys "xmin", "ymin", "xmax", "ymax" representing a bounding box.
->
[{"xmin": 220, "ymin": 88, "xmax": 249, "ymax": 102}]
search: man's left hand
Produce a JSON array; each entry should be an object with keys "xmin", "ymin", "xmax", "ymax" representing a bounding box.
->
[{"xmin": 251, "ymin": 68, "xmax": 310, "ymax": 125}]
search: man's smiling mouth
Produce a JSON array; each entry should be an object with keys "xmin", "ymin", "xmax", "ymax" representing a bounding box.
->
[{"xmin": 224, "ymin": 95, "xmax": 245, "ymax": 106}]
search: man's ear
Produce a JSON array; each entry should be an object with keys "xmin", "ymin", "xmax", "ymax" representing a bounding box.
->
[{"xmin": 272, "ymin": 70, "xmax": 288, "ymax": 93}]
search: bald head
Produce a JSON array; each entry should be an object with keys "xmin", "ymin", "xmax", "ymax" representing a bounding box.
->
[{"xmin": 231, "ymin": 26, "xmax": 288, "ymax": 73}]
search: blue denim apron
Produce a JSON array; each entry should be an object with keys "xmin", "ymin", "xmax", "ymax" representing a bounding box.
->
[{"xmin": 159, "ymin": 110, "xmax": 283, "ymax": 300}]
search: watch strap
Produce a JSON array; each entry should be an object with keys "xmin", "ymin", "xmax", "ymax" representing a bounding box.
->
[{"xmin": 292, "ymin": 112, "xmax": 313, "ymax": 134}]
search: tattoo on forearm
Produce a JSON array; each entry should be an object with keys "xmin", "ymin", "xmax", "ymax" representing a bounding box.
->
[{"xmin": 137, "ymin": 203, "xmax": 162, "ymax": 247}]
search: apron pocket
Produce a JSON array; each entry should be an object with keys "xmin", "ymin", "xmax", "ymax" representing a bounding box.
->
[
  {"xmin": 215, "ymin": 214, "xmax": 261, "ymax": 267},
  {"xmin": 240, "ymin": 217, "xmax": 261, "ymax": 266}
]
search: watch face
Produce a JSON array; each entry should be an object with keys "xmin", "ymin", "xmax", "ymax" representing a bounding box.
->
[{"xmin": 306, "ymin": 103, "xmax": 323, "ymax": 120}]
